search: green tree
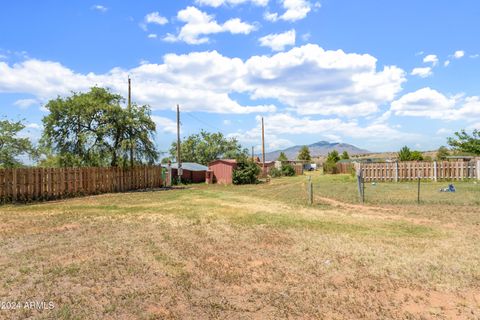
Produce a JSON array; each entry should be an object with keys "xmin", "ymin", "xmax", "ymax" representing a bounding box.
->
[
  {"xmin": 297, "ymin": 146, "xmax": 311, "ymax": 161},
  {"xmin": 447, "ymin": 129, "xmax": 480, "ymax": 155},
  {"xmin": 341, "ymin": 151, "xmax": 350, "ymax": 160},
  {"xmin": 398, "ymin": 146, "xmax": 412, "ymax": 161},
  {"xmin": 277, "ymin": 152, "xmax": 288, "ymax": 162},
  {"xmin": 326, "ymin": 150, "xmax": 340, "ymax": 163},
  {"xmin": 0, "ymin": 119, "xmax": 35, "ymax": 168},
  {"xmin": 232, "ymin": 159, "xmax": 260, "ymax": 185},
  {"xmin": 41, "ymin": 87, "xmax": 158, "ymax": 167},
  {"xmin": 410, "ymin": 151, "xmax": 424, "ymax": 161},
  {"xmin": 170, "ymin": 130, "xmax": 247, "ymax": 165},
  {"xmin": 436, "ymin": 146, "xmax": 450, "ymax": 160},
  {"xmin": 323, "ymin": 150, "xmax": 341, "ymax": 174}
]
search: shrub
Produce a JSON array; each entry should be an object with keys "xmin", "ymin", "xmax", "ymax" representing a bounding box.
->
[
  {"xmin": 233, "ymin": 160, "xmax": 260, "ymax": 185},
  {"xmin": 269, "ymin": 167, "xmax": 283, "ymax": 178},
  {"xmin": 281, "ymin": 164, "xmax": 295, "ymax": 176},
  {"xmin": 323, "ymin": 160, "xmax": 338, "ymax": 174}
]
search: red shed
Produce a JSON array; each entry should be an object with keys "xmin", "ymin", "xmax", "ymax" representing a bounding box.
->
[{"xmin": 208, "ymin": 159, "xmax": 237, "ymax": 184}]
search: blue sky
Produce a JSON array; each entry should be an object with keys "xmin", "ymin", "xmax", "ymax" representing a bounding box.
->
[{"xmin": 1, "ymin": 0, "xmax": 480, "ymax": 155}]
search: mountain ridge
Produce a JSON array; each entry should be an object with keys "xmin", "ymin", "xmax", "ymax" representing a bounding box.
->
[{"xmin": 262, "ymin": 141, "xmax": 370, "ymax": 161}]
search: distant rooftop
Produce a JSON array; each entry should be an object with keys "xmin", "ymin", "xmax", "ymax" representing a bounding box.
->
[{"xmin": 162, "ymin": 162, "xmax": 208, "ymax": 171}]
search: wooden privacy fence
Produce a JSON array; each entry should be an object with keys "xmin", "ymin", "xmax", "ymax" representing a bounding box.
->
[
  {"xmin": 0, "ymin": 166, "xmax": 163, "ymax": 203},
  {"xmin": 357, "ymin": 160, "xmax": 480, "ymax": 182}
]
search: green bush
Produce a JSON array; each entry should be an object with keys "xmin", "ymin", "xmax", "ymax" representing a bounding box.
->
[
  {"xmin": 233, "ymin": 160, "xmax": 260, "ymax": 185},
  {"xmin": 281, "ymin": 164, "xmax": 295, "ymax": 176},
  {"xmin": 323, "ymin": 160, "xmax": 338, "ymax": 174},
  {"xmin": 269, "ymin": 167, "xmax": 283, "ymax": 178}
]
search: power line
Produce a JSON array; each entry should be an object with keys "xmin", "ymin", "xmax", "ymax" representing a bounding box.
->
[{"xmin": 184, "ymin": 112, "xmax": 223, "ymax": 132}]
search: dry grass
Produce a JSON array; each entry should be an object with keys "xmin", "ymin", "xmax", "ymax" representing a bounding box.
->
[{"xmin": 0, "ymin": 173, "xmax": 479, "ymax": 319}]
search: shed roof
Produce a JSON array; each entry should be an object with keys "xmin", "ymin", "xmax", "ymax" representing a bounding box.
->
[
  {"xmin": 163, "ymin": 162, "xmax": 208, "ymax": 171},
  {"xmin": 208, "ymin": 159, "xmax": 237, "ymax": 166}
]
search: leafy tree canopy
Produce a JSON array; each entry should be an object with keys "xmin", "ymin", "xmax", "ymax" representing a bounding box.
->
[
  {"xmin": 398, "ymin": 146, "xmax": 424, "ymax": 161},
  {"xmin": 326, "ymin": 150, "xmax": 340, "ymax": 163},
  {"xmin": 277, "ymin": 152, "xmax": 288, "ymax": 162},
  {"xmin": 0, "ymin": 119, "xmax": 35, "ymax": 168},
  {"xmin": 341, "ymin": 151, "xmax": 350, "ymax": 160},
  {"xmin": 447, "ymin": 129, "xmax": 480, "ymax": 155},
  {"xmin": 410, "ymin": 151, "xmax": 424, "ymax": 161},
  {"xmin": 436, "ymin": 146, "xmax": 450, "ymax": 160},
  {"xmin": 41, "ymin": 87, "xmax": 158, "ymax": 167},
  {"xmin": 297, "ymin": 146, "xmax": 311, "ymax": 161},
  {"xmin": 398, "ymin": 146, "xmax": 412, "ymax": 161},
  {"xmin": 170, "ymin": 130, "xmax": 247, "ymax": 165}
]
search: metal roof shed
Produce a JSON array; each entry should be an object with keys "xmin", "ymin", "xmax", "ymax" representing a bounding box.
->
[{"xmin": 162, "ymin": 162, "xmax": 209, "ymax": 183}]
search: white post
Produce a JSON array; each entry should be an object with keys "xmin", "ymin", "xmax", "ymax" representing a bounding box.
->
[
  {"xmin": 433, "ymin": 161, "xmax": 437, "ymax": 182},
  {"xmin": 476, "ymin": 160, "xmax": 480, "ymax": 181}
]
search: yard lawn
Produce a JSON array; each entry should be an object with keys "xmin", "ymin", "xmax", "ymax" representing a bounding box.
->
[{"xmin": 1, "ymin": 173, "xmax": 479, "ymax": 319}]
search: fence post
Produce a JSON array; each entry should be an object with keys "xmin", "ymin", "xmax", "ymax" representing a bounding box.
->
[
  {"xmin": 433, "ymin": 161, "xmax": 437, "ymax": 182},
  {"xmin": 307, "ymin": 176, "xmax": 313, "ymax": 205},
  {"xmin": 477, "ymin": 160, "xmax": 480, "ymax": 181},
  {"xmin": 417, "ymin": 177, "xmax": 421, "ymax": 204},
  {"xmin": 394, "ymin": 161, "xmax": 399, "ymax": 182},
  {"xmin": 12, "ymin": 169, "xmax": 17, "ymax": 202},
  {"xmin": 357, "ymin": 168, "xmax": 364, "ymax": 203}
]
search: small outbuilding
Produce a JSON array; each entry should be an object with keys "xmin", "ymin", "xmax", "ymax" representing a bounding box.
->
[
  {"xmin": 163, "ymin": 162, "xmax": 208, "ymax": 183},
  {"xmin": 208, "ymin": 159, "xmax": 237, "ymax": 184}
]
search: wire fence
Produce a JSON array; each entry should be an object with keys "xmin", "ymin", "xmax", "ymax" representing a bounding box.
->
[{"xmin": 310, "ymin": 173, "xmax": 480, "ymax": 206}]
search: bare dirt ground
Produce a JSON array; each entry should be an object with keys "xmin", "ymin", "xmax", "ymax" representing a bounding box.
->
[{"xmin": 0, "ymin": 175, "xmax": 479, "ymax": 319}]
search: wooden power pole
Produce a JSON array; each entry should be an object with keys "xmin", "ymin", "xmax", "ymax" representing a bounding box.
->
[
  {"xmin": 176, "ymin": 104, "xmax": 182, "ymax": 183},
  {"xmin": 261, "ymin": 117, "xmax": 265, "ymax": 174},
  {"xmin": 128, "ymin": 77, "xmax": 134, "ymax": 167}
]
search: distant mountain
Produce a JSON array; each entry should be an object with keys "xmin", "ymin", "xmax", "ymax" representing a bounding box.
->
[{"xmin": 262, "ymin": 141, "xmax": 370, "ymax": 161}]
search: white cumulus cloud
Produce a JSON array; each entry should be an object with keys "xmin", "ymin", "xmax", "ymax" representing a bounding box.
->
[
  {"xmin": 423, "ymin": 54, "xmax": 438, "ymax": 66},
  {"xmin": 244, "ymin": 44, "xmax": 406, "ymax": 116},
  {"xmin": 195, "ymin": 0, "xmax": 268, "ymax": 7},
  {"xmin": 145, "ymin": 12, "xmax": 168, "ymax": 25},
  {"xmin": 265, "ymin": 0, "xmax": 313, "ymax": 22},
  {"xmin": 164, "ymin": 6, "xmax": 256, "ymax": 44},
  {"xmin": 259, "ymin": 30, "xmax": 296, "ymax": 51},
  {"xmin": 454, "ymin": 50, "xmax": 465, "ymax": 59},
  {"xmin": 411, "ymin": 67, "xmax": 432, "ymax": 78},
  {"xmin": 0, "ymin": 45, "xmax": 406, "ymax": 118},
  {"xmin": 391, "ymin": 87, "xmax": 480, "ymax": 121}
]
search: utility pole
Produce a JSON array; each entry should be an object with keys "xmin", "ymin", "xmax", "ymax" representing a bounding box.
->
[
  {"xmin": 176, "ymin": 104, "xmax": 182, "ymax": 184},
  {"xmin": 261, "ymin": 117, "xmax": 265, "ymax": 174},
  {"xmin": 128, "ymin": 77, "xmax": 134, "ymax": 168},
  {"xmin": 251, "ymin": 146, "xmax": 254, "ymax": 162}
]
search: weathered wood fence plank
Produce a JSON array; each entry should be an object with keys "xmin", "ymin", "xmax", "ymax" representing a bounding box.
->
[
  {"xmin": 0, "ymin": 166, "xmax": 163, "ymax": 204},
  {"xmin": 359, "ymin": 160, "xmax": 478, "ymax": 182}
]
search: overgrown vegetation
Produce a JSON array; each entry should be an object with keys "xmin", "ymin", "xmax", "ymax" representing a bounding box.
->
[
  {"xmin": 447, "ymin": 129, "xmax": 480, "ymax": 155},
  {"xmin": 232, "ymin": 159, "xmax": 260, "ymax": 185},
  {"xmin": 398, "ymin": 146, "xmax": 424, "ymax": 161},
  {"xmin": 323, "ymin": 150, "xmax": 340, "ymax": 174},
  {"xmin": 436, "ymin": 146, "xmax": 450, "ymax": 160},
  {"xmin": 0, "ymin": 118, "xmax": 36, "ymax": 168},
  {"xmin": 170, "ymin": 130, "xmax": 247, "ymax": 165},
  {"xmin": 41, "ymin": 87, "xmax": 158, "ymax": 167}
]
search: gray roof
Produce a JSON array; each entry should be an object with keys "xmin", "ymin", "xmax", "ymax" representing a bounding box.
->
[{"xmin": 162, "ymin": 162, "xmax": 208, "ymax": 171}]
